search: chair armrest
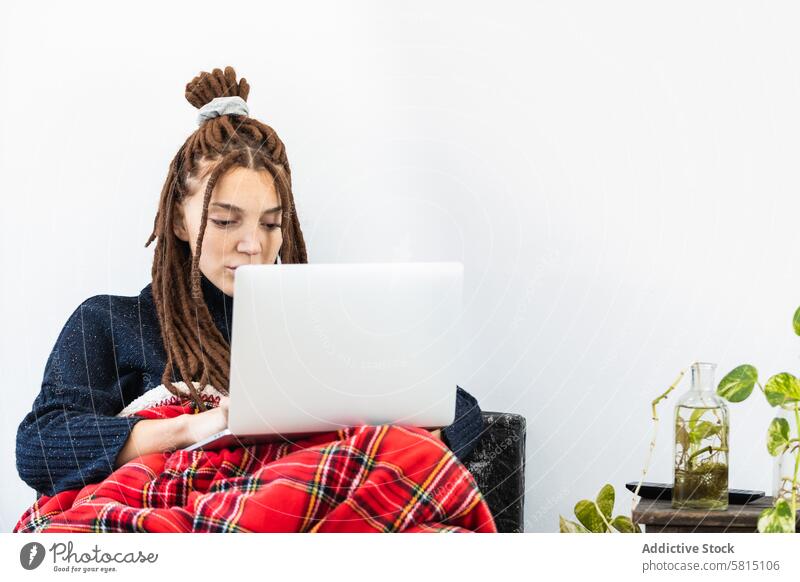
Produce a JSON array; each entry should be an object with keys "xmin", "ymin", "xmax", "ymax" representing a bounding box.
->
[{"xmin": 462, "ymin": 411, "xmax": 527, "ymax": 533}]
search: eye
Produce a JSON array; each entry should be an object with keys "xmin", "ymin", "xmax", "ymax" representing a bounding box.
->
[
  {"xmin": 262, "ymin": 223, "xmax": 282, "ymax": 230},
  {"xmin": 211, "ymin": 219, "xmax": 236, "ymax": 227}
]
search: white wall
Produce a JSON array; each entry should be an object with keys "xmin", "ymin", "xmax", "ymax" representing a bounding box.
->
[{"xmin": 2, "ymin": 0, "xmax": 799, "ymax": 532}]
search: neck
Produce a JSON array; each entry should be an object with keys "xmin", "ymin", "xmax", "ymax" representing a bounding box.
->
[{"xmin": 199, "ymin": 272, "xmax": 234, "ymax": 337}]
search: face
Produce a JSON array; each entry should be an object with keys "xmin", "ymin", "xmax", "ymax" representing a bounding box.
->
[{"xmin": 173, "ymin": 165, "xmax": 283, "ymax": 297}]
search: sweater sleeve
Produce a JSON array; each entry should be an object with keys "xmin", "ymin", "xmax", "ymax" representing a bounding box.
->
[
  {"xmin": 441, "ymin": 386, "xmax": 485, "ymax": 463},
  {"xmin": 15, "ymin": 296, "xmax": 146, "ymax": 497}
]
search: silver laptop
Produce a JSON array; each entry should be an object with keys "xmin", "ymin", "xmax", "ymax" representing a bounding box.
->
[{"xmin": 183, "ymin": 262, "xmax": 463, "ymax": 451}]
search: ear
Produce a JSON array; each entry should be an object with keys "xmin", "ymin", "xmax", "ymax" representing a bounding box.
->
[{"xmin": 172, "ymin": 203, "xmax": 189, "ymax": 242}]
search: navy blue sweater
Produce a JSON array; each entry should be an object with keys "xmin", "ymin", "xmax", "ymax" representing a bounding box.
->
[{"xmin": 16, "ymin": 273, "xmax": 484, "ymax": 497}]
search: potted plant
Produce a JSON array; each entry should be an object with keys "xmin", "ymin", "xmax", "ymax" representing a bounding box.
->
[
  {"xmin": 560, "ymin": 370, "xmax": 688, "ymax": 533},
  {"xmin": 559, "ymin": 484, "xmax": 641, "ymax": 533},
  {"xmin": 714, "ymin": 305, "xmax": 800, "ymax": 533}
]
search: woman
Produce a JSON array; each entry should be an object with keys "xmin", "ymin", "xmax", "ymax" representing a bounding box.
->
[{"xmin": 15, "ymin": 66, "xmax": 485, "ymax": 498}]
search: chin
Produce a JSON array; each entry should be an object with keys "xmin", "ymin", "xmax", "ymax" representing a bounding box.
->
[
  {"xmin": 221, "ymin": 278, "xmax": 235, "ymax": 297},
  {"xmin": 213, "ymin": 270, "xmax": 235, "ymax": 297}
]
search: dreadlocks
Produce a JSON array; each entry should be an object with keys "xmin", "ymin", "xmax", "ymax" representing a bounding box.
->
[{"xmin": 144, "ymin": 66, "xmax": 308, "ymax": 412}]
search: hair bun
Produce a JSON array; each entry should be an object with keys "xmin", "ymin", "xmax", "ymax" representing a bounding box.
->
[{"xmin": 185, "ymin": 66, "xmax": 250, "ymax": 109}]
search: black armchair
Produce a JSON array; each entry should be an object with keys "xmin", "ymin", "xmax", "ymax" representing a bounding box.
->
[{"xmin": 463, "ymin": 411, "xmax": 527, "ymax": 533}]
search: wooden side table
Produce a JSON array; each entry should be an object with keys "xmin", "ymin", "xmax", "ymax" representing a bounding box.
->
[{"xmin": 632, "ymin": 496, "xmax": 798, "ymax": 533}]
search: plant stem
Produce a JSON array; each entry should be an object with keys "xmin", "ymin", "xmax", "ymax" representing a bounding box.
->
[
  {"xmin": 594, "ymin": 501, "xmax": 615, "ymax": 533},
  {"xmin": 632, "ymin": 368, "xmax": 687, "ymax": 521},
  {"xmin": 687, "ymin": 445, "xmax": 716, "ymax": 469},
  {"xmin": 650, "ymin": 370, "xmax": 685, "ymax": 421},
  {"xmin": 792, "ymin": 404, "xmax": 799, "ymax": 530}
]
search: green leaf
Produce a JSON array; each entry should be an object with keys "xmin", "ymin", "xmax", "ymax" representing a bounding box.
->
[
  {"xmin": 689, "ymin": 420, "xmax": 722, "ymax": 444},
  {"xmin": 793, "ymin": 306, "xmax": 800, "ymax": 336},
  {"xmin": 559, "ymin": 515, "xmax": 590, "ymax": 533},
  {"xmin": 767, "ymin": 417, "xmax": 791, "ymax": 456},
  {"xmin": 764, "ymin": 373, "xmax": 800, "ymax": 408},
  {"xmin": 688, "ymin": 407, "xmax": 705, "ymax": 430},
  {"xmin": 610, "ymin": 515, "xmax": 641, "ymax": 533},
  {"xmin": 596, "ymin": 484, "xmax": 615, "ymax": 519},
  {"xmin": 717, "ymin": 365, "xmax": 758, "ymax": 403},
  {"xmin": 757, "ymin": 498, "xmax": 796, "ymax": 533},
  {"xmin": 574, "ymin": 499, "xmax": 607, "ymax": 532}
]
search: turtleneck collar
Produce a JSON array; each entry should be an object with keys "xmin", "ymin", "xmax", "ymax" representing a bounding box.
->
[{"xmin": 199, "ymin": 271, "xmax": 234, "ymax": 340}]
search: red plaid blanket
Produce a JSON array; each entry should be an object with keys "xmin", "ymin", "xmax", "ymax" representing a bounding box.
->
[{"xmin": 14, "ymin": 397, "xmax": 496, "ymax": 533}]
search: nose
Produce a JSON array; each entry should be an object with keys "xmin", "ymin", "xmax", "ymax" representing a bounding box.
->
[{"xmin": 236, "ymin": 229, "xmax": 262, "ymax": 256}]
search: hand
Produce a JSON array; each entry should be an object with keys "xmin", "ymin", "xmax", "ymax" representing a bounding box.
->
[{"xmin": 184, "ymin": 396, "xmax": 230, "ymax": 444}]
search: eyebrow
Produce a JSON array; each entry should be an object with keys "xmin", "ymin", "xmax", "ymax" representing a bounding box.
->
[{"xmin": 210, "ymin": 202, "xmax": 282, "ymax": 215}]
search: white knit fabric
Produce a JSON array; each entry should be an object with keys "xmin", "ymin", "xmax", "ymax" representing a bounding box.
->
[{"xmin": 116, "ymin": 381, "xmax": 225, "ymax": 417}]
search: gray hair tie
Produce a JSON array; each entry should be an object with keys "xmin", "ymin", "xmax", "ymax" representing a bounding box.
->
[{"xmin": 196, "ymin": 96, "xmax": 249, "ymax": 126}]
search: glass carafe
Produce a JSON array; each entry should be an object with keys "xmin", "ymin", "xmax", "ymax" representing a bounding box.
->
[{"xmin": 672, "ymin": 362, "xmax": 729, "ymax": 510}]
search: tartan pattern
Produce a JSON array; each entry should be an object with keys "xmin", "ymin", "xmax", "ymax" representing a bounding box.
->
[{"xmin": 14, "ymin": 399, "xmax": 496, "ymax": 533}]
